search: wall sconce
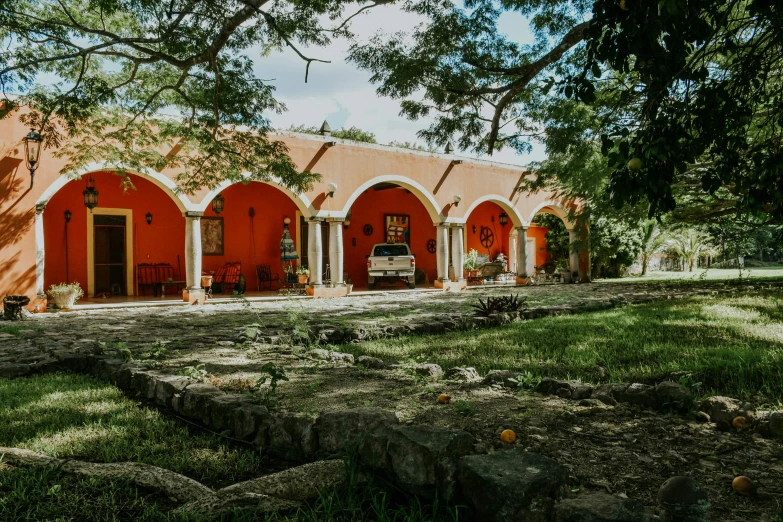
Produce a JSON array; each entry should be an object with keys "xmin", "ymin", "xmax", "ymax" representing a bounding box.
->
[
  {"xmin": 472, "ymin": 225, "xmax": 477, "ymax": 234},
  {"xmin": 212, "ymin": 193, "xmax": 225, "ymax": 214},
  {"xmin": 64, "ymin": 210, "xmax": 72, "ymax": 223},
  {"xmin": 327, "ymin": 182, "xmax": 338, "ymax": 197},
  {"xmin": 453, "ymin": 194, "xmax": 462, "ymax": 207},
  {"xmin": 284, "ymin": 217, "xmax": 291, "ymax": 225},
  {"xmin": 23, "ymin": 130, "xmax": 43, "ymax": 189},
  {"xmin": 344, "ymin": 219, "xmax": 351, "ymax": 229},
  {"xmin": 499, "ymin": 211, "xmax": 508, "ymax": 226},
  {"xmin": 146, "ymin": 212, "xmax": 153, "ymax": 225},
  {"xmin": 83, "ymin": 174, "xmax": 99, "ymax": 211}
]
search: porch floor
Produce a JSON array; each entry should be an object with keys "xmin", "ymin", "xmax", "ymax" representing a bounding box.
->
[{"xmin": 71, "ymin": 280, "xmax": 524, "ymax": 310}]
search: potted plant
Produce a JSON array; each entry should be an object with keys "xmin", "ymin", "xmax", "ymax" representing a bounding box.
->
[
  {"xmin": 296, "ymin": 265, "xmax": 310, "ymax": 284},
  {"xmin": 46, "ymin": 282, "xmax": 84, "ymax": 309},
  {"xmin": 464, "ymin": 249, "xmax": 479, "ymax": 278},
  {"xmin": 556, "ymin": 259, "xmax": 571, "ymax": 282}
]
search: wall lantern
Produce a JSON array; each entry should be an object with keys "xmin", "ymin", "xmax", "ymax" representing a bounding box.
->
[
  {"xmin": 83, "ymin": 174, "xmax": 99, "ymax": 211},
  {"xmin": 344, "ymin": 219, "xmax": 351, "ymax": 229},
  {"xmin": 327, "ymin": 182, "xmax": 338, "ymax": 198},
  {"xmin": 499, "ymin": 211, "xmax": 508, "ymax": 226},
  {"xmin": 23, "ymin": 130, "xmax": 43, "ymax": 188},
  {"xmin": 453, "ymin": 194, "xmax": 462, "ymax": 207},
  {"xmin": 146, "ymin": 212, "xmax": 153, "ymax": 225},
  {"xmin": 64, "ymin": 210, "xmax": 72, "ymax": 223},
  {"xmin": 472, "ymin": 225, "xmax": 477, "ymax": 234},
  {"xmin": 212, "ymin": 193, "xmax": 225, "ymax": 214}
]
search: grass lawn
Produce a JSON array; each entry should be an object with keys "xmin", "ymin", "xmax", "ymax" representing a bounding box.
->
[
  {"xmin": 608, "ymin": 265, "xmax": 783, "ymax": 283},
  {"xmin": 340, "ymin": 291, "xmax": 783, "ymax": 405},
  {"xmin": 0, "ymin": 374, "xmax": 460, "ymax": 522}
]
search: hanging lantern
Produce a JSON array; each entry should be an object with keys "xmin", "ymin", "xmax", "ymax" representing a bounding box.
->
[
  {"xmin": 499, "ymin": 211, "xmax": 508, "ymax": 227},
  {"xmin": 64, "ymin": 210, "xmax": 72, "ymax": 223},
  {"xmin": 212, "ymin": 193, "xmax": 225, "ymax": 214},
  {"xmin": 83, "ymin": 175, "xmax": 98, "ymax": 211},
  {"xmin": 146, "ymin": 212, "xmax": 153, "ymax": 225},
  {"xmin": 23, "ymin": 130, "xmax": 43, "ymax": 188}
]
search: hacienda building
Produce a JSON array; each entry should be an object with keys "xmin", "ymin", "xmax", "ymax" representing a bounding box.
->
[{"xmin": 0, "ymin": 112, "xmax": 589, "ymax": 311}]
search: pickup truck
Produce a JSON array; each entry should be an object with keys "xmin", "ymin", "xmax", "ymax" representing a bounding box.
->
[{"xmin": 367, "ymin": 243, "xmax": 416, "ymax": 289}]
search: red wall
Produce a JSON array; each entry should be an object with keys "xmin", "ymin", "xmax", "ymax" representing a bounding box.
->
[
  {"xmin": 44, "ymin": 172, "xmax": 186, "ymax": 294},
  {"xmin": 201, "ymin": 182, "xmax": 300, "ymax": 286},
  {"xmin": 465, "ymin": 202, "xmax": 511, "ymax": 262},
  {"xmin": 345, "ymin": 187, "xmax": 437, "ymax": 287},
  {"xmin": 528, "ymin": 225, "xmax": 549, "ymax": 267}
]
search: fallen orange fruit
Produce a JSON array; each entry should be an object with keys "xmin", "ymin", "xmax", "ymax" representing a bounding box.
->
[
  {"xmin": 500, "ymin": 429, "xmax": 516, "ymax": 444},
  {"xmin": 732, "ymin": 416, "xmax": 750, "ymax": 429},
  {"xmin": 438, "ymin": 393, "xmax": 451, "ymax": 404},
  {"xmin": 732, "ymin": 476, "xmax": 755, "ymax": 496}
]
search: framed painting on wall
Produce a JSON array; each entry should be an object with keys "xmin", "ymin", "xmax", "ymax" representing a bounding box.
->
[
  {"xmin": 201, "ymin": 217, "xmax": 224, "ymax": 256},
  {"xmin": 385, "ymin": 214, "xmax": 410, "ymax": 244}
]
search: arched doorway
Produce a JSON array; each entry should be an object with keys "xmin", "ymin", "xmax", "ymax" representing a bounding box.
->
[
  {"xmin": 343, "ymin": 181, "xmax": 441, "ymax": 288},
  {"xmin": 200, "ymin": 182, "xmax": 304, "ymax": 292},
  {"xmin": 464, "ymin": 201, "xmax": 515, "ymax": 271},
  {"xmin": 43, "ymin": 171, "xmax": 186, "ymax": 297},
  {"xmin": 526, "ymin": 202, "xmax": 581, "ymax": 280}
]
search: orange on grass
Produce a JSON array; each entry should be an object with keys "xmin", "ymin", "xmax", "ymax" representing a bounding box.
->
[
  {"xmin": 732, "ymin": 476, "xmax": 755, "ymax": 496},
  {"xmin": 500, "ymin": 429, "xmax": 517, "ymax": 444},
  {"xmin": 438, "ymin": 393, "xmax": 451, "ymax": 404}
]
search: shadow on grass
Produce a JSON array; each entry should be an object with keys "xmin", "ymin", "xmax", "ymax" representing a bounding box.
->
[{"xmin": 0, "ymin": 373, "xmax": 266, "ymax": 487}]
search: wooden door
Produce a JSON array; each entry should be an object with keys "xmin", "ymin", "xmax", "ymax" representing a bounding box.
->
[{"xmin": 94, "ymin": 214, "xmax": 127, "ymax": 296}]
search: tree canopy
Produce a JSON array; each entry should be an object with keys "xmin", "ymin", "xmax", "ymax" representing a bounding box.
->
[{"xmin": 0, "ymin": 0, "xmax": 383, "ymax": 192}]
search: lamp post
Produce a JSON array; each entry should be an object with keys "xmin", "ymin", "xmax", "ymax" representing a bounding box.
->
[{"xmin": 23, "ymin": 130, "xmax": 43, "ymax": 189}]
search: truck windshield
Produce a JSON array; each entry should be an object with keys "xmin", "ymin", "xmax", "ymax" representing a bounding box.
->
[{"xmin": 373, "ymin": 245, "xmax": 409, "ymax": 256}]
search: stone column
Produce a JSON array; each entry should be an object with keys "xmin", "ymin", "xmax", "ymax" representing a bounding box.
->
[
  {"xmin": 184, "ymin": 211, "xmax": 204, "ymax": 302},
  {"xmin": 308, "ymin": 219, "xmax": 324, "ymax": 286},
  {"xmin": 35, "ymin": 203, "xmax": 46, "ymax": 299},
  {"xmin": 516, "ymin": 226, "xmax": 528, "ymax": 278},
  {"xmin": 569, "ymin": 229, "xmax": 579, "ymax": 274},
  {"xmin": 328, "ymin": 219, "xmax": 344, "ymax": 285},
  {"xmin": 450, "ymin": 225, "xmax": 464, "ymax": 282},
  {"xmin": 436, "ymin": 224, "xmax": 450, "ymax": 282}
]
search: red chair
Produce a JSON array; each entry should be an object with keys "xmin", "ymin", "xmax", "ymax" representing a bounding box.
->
[
  {"xmin": 212, "ymin": 262, "xmax": 241, "ymax": 294},
  {"xmin": 137, "ymin": 264, "xmax": 157, "ymax": 295}
]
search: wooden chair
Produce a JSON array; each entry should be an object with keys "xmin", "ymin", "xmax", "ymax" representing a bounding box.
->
[
  {"xmin": 212, "ymin": 262, "xmax": 242, "ymax": 293},
  {"xmin": 256, "ymin": 265, "xmax": 280, "ymax": 291},
  {"xmin": 137, "ymin": 264, "xmax": 157, "ymax": 295}
]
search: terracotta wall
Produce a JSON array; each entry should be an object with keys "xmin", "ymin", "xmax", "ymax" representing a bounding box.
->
[
  {"xmin": 201, "ymin": 182, "xmax": 300, "ymax": 287},
  {"xmin": 527, "ymin": 225, "xmax": 549, "ymax": 267},
  {"xmin": 344, "ymin": 187, "xmax": 438, "ymax": 287},
  {"xmin": 43, "ymin": 172, "xmax": 186, "ymax": 294},
  {"xmin": 465, "ymin": 201, "xmax": 511, "ymax": 262}
]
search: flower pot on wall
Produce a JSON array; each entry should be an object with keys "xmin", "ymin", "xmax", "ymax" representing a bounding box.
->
[{"xmin": 298, "ymin": 274, "xmax": 309, "ymax": 284}]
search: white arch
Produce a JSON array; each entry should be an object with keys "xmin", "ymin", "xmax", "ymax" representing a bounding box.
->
[
  {"xmin": 462, "ymin": 194, "xmax": 524, "ymax": 227},
  {"xmin": 340, "ymin": 174, "xmax": 443, "ymax": 223},
  {"xmin": 36, "ymin": 161, "xmax": 193, "ymax": 212},
  {"xmin": 527, "ymin": 199, "xmax": 574, "ymax": 230},
  {"xmin": 195, "ymin": 174, "xmax": 315, "ymax": 217}
]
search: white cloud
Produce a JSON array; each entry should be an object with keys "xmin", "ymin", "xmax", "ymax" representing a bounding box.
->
[{"xmin": 259, "ymin": 4, "xmax": 546, "ymax": 167}]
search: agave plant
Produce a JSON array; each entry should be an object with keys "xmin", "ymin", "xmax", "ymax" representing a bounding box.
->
[{"xmin": 471, "ymin": 294, "xmax": 528, "ymax": 317}]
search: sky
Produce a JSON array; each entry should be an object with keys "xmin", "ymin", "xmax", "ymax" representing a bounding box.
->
[{"xmin": 256, "ymin": 4, "xmax": 546, "ymax": 167}]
